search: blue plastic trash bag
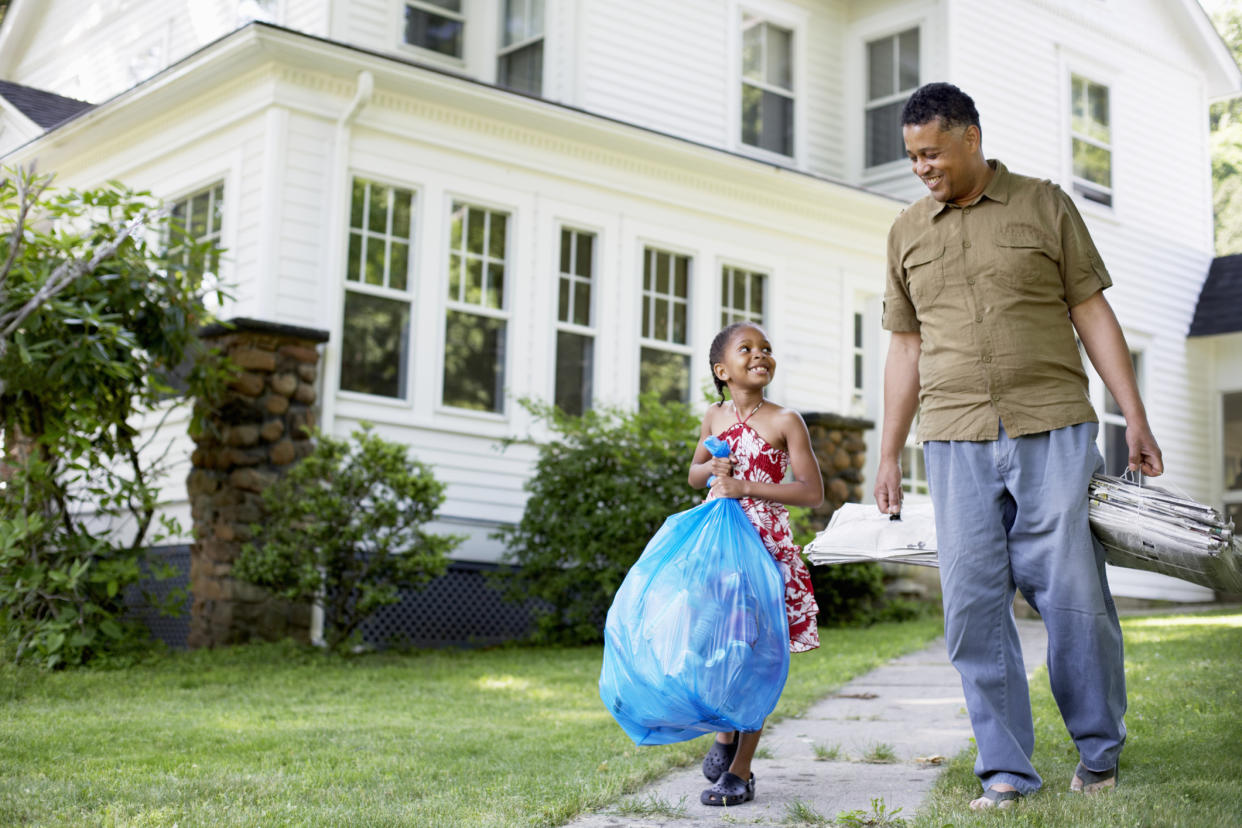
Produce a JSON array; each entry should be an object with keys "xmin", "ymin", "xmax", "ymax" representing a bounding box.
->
[{"xmin": 599, "ymin": 436, "xmax": 790, "ymax": 746}]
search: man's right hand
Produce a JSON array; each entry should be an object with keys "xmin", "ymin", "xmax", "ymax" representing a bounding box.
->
[{"xmin": 874, "ymin": 458, "xmax": 904, "ymax": 515}]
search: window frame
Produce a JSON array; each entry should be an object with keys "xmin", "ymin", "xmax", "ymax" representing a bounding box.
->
[
  {"xmin": 1059, "ymin": 51, "xmax": 1120, "ymax": 217},
  {"xmin": 398, "ymin": 0, "xmax": 468, "ymax": 64},
  {"xmin": 1069, "ymin": 72, "xmax": 1114, "ymax": 208},
  {"xmin": 1221, "ymin": 389, "xmax": 1242, "ymax": 527},
  {"xmin": 637, "ymin": 243, "xmax": 694, "ymax": 403},
  {"xmin": 164, "ymin": 180, "xmax": 226, "ymax": 281},
  {"xmin": 337, "ymin": 176, "xmax": 420, "ymax": 403},
  {"xmin": 863, "ymin": 25, "xmax": 921, "ymax": 170},
  {"xmin": 553, "ymin": 224, "xmax": 598, "ymax": 415},
  {"xmin": 719, "ymin": 263, "xmax": 768, "ymax": 329},
  {"xmin": 497, "ymin": 0, "xmax": 545, "ymax": 96},
  {"xmin": 729, "ymin": 0, "xmax": 807, "ymax": 166},
  {"xmin": 1081, "ymin": 335, "xmax": 1146, "ymax": 477},
  {"xmin": 438, "ymin": 196, "xmax": 514, "ymax": 417}
]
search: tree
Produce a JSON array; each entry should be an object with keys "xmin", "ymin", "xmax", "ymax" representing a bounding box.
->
[
  {"xmin": 1210, "ymin": 2, "xmax": 1242, "ymax": 254},
  {"xmin": 0, "ymin": 166, "xmax": 224, "ymax": 667}
]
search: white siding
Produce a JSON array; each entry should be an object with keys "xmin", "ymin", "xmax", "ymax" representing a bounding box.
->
[
  {"xmin": 8, "ymin": 1, "xmax": 257, "ymax": 101},
  {"xmin": 579, "ymin": 0, "xmax": 729, "ymax": 148}
]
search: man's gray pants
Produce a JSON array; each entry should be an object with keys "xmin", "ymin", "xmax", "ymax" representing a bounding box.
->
[{"xmin": 924, "ymin": 420, "xmax": 1126, "ymax": 794}]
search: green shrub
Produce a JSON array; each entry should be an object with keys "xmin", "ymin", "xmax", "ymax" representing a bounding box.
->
[
  {"xmin": 233, "ymin": 426, "xmax": 463, "ymax": 650},
  {"xmin": 0, "ymin": 168, "xmax": 223, "ymax": 667},
  {"xmin": 494, "ymin": 395, "xmax": 702, "ymax": 644}
]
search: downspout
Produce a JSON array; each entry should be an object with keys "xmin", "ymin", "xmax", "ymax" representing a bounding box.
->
[{"xmin": 311, "ymin": 69, "xmax": 373, "ymax": 646}]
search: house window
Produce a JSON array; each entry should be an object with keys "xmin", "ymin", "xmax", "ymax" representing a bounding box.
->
[
  {"xmin": 640, "ymin": 247, "xmax": 691, "ymax": 403},
  {"xmin": 166, "ymin": 181, "xmax": 224, "ymax": 279},
  {"xmin": 852, "ymin": 311, "xmax": 865, "ymax": 402},
  {"xmin": 1223, "ymin": 391, "xmax": 1242, "ymax": 527},
  {"xmin": 720, "ymin": 265, "xmax": 765, "ymax": 327},
  {"xmin": 865, "ymin": 28, "xmax": 919, "ymax": 167},
  {"xmin": 499, "ymin": 0, "xmax": 544, "ymax": 95},
  {"xmin": 740, "ymin": 13, "xmax": 794, "ymax": 157},
  {"xmin": 555, "ymin": 227, "xmax": 595, "ymax": 415},
  {"xmin": 1071, "ymin": 74, "xmax": 1112, "ymax": 206},
  {"xmin": 1099, "ymin": 350, "xmax": 1142, "ymax": 475},
  {"xmin": 340, "ymin": 178, "xmax": 416, "ymax": 399},
  {"xmin": 903, "ymin": 433, "xmax": 929, "ymax": 496},
  {"xmin": 404, "ymin": 0, "xmax": 464, "ymax": 58},
  {"xmin": 444, "ymin": 201, "xmax": 508, "ymax": 413}
]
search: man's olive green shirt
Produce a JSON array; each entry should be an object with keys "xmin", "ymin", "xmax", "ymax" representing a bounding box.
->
[{"xmin": 883, "ymin": 160, "xmax": 1110, "ymax": 442}]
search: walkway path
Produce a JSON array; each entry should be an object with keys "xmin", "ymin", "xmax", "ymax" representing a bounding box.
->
[{"xmin": 566, "ymin": 619, "xmax": 1049, "ymax": 827}]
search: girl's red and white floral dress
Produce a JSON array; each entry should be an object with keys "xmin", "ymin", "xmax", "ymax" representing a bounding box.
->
[{"xmin": 708, "ymin": 413, "xmax": 821, "ymax": 653}]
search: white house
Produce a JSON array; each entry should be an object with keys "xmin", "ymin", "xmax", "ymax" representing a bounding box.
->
[{"xmin": 0, "ymin": 0, "xmax": 1237, "ymax": 636}]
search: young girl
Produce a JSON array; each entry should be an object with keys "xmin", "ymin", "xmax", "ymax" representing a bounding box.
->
[{"xmin": 687, "ymin": 321, "xmax": 823, "ymax": 807}]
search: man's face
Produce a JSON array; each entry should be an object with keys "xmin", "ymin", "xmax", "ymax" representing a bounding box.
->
[{"xmin": 902, "ymin": 118, "xmax": 982, "ymax": 205}]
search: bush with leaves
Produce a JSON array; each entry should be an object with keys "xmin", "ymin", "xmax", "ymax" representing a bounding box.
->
[
  {"xmin": 495, "ymin": 395, "xmax": 703, "ymax": 644},
  {"xmin": 233, "ymin": 426, "xmax": 463, "ymax": 650},
  {"xmin": 0, "ymin": 167, "xmax": 225, "ymax": 667}
]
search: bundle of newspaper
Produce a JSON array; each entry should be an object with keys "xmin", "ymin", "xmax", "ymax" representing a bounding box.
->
[
  {"xmin": 803, "ymin": 502, "xmax": 938, "ymax": 567},
  {"xmin": 1087, "ymin": 473, "xmax": 1242, "ymax": 593},
  {"xmin": 805, "ymin": 476, "xmax": 1242, "ymax": 594}
]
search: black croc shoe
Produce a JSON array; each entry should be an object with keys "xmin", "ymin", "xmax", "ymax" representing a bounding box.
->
[
  {"xmin": 701, "ymin": 771, "xmax": 755, "ymax": 806},
  {"xmin": 701, "ymin": 732, "xmax": 738, "ymax": 783}
]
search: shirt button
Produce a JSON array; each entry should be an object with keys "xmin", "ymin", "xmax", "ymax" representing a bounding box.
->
[
  {"xmin": 964, "ymin": 208, "xmax": 971, "ymax": 216},
  {"xmin": 983, "ymin": 354, "xmax": 993, "ymax": 363},
  {"xmin": 963, "ymin": 240, "xmax": 972, "ymax": 248},
  {"xmin": 975, "ymin": 313, "xmax": 983, "ymax": 322},
  {"xmin": 967, "ymin": 277, "xmax": 976, "ymax": 285},
  {"xmin": 992, "ymin": 393, "xmax": 1001, "ymax": 402}
]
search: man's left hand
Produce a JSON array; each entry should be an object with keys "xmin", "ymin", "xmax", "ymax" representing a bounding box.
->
[{"xmin": 1126, "ymin": 423, "xmax": 1163, "ymax": 477}]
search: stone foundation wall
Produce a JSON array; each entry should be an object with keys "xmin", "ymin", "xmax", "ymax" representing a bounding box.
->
[
  {"xmin": 186, "ymin": 318, "xmax": 328, "ymax": 648},
  {"xmin": 803, "ymin": 412, "xmax": 873, "ymax": 530}
]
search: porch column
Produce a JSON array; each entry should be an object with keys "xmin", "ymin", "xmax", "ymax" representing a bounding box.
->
[{"xmin": 186, "ymin": 317, "xmax": 329, "ymax": 648}]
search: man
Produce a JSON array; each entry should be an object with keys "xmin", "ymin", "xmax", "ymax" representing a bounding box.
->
[{"xmin": 874, "ymin": 82, "xmax": 1162, "ymax": 810}]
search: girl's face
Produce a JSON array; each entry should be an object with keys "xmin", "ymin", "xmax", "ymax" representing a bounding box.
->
[{"xmin": 715, "ymin": 325, "xmax": 776, "ymax": 390}]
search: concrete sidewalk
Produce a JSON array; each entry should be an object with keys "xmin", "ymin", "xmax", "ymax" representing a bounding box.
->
[{"xmin": 567, "ymin": 619, "xmax": 1049, "ymax": 827}]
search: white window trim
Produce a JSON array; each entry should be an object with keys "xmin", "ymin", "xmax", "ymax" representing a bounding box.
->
[
  {"xmin": 636, "ymin": 240, "xmax": 695, "ymax": 399},
  {"xmin": 337, "ymin": 176, "xmax": 420, "ymax": 404},
  {"xmin": 395, "ymin": 0, "xmax": 469, "ymax": 69},
  {"xmin": 497, "ymin": 0, "xmax": 546, "ymax": 94},
  {"xmin": 728, "ymin": 0, "xmax": 809, "ymax": 167},
  {"xmin": 157, "ymin": 157, "xmax": 241, "ymax": 315},
  {"xmin": 847, "ymin": 12, "xmax": 933, "ymax": 186},
  {"xmin": 861, "ymin": 24, "xmax": 922, "ymax": 172},
  {"xmin": 1085, "ymin": 330, "xmax": 1149, "ymax": 475},
  {"xmin": 718, "ymin": 261, "xmax": 769, "ymax": 328},
  {"xmin": 1220, "ymin": 388, "xmax": 1242, "ymax": 515},
  {"xmin": 436, "ymin": 193, "xmax": 515, "ymax": 419},
  {"xmin": 1058, "ymin": 47, "xmax": 1121, "ymax": 220},
  {"xmin": 553, "ymin": 223, "xmax": 599, "ymax": 412}
]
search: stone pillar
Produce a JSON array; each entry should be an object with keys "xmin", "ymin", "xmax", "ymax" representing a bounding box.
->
[
  {"xmin": 186, "ymin": 317, "xmax": 329, "ymax": 648},
  {"xmin": 802, "ymin": 412, "xmax": 874, "ymax": 530}
]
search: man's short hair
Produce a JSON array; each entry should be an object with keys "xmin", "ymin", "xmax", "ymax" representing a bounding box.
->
[{"xmin": 901, "ymin": 82, "xmax": 980, "ymax": 132}]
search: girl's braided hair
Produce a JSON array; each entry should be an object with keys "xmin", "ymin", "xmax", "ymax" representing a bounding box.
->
[{"xmin": 708, "ymin": 321, "xmax": 759, "ymax": 406}]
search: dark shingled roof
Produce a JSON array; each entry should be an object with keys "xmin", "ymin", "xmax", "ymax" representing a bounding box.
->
[
  {"xmin": 0, "ymin": 79, "xmax": 92, "ymax": 129},
  {"xmin": 1189, "ymin": 253, "xmax": 1242, "ymax": 336}
]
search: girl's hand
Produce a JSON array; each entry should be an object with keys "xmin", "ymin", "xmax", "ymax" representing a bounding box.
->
[
  {"xmin": 709, "ymin": 475, "xmax": 747, "ymax": 499},
  {"xmin": 708, "ymin": 455, "xmax": 734, "ymax": 482}
]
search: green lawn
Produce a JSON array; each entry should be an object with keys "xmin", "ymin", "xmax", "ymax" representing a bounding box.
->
[
  {"xmin": 0, "ymin": 617, "xmax": 942, "ymax": 827},
  {"xmin": 916, "ymin": 608, "xmax": 1242, "ymax": 828}
]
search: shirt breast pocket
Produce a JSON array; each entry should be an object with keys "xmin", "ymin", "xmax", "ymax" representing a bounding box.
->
[
  {"xmin": 904, "ymin": 245, "xmax": 945, "ymax": 309},
  {"xmin": 994, "ymin": 227, "xmax": 1053, "ymax": 287}
]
